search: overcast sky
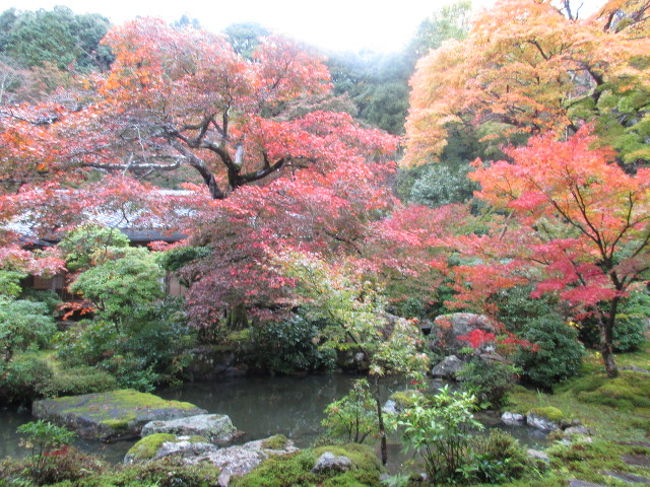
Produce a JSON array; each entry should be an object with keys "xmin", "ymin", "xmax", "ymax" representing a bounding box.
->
[{"xmin": 0, "ymin": 0, "xmax": 608, "ymax": 53}]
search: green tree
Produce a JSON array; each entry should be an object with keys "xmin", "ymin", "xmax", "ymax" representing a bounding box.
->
[
  {"xmin": 1, "ymin": 6, "xmax": 111, "ymax": 70},
  {"xmin": 277, "ymin": 252, "xmax": 428, "ymax": 465},
  {"xmin": 224, "ymin": 22, "xmax": 270, "ymax": 59}
]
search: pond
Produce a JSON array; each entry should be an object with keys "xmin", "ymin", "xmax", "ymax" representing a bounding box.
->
[{"xmin": 0, "ymin": 374, "xmax": 549, "ymax": 470}]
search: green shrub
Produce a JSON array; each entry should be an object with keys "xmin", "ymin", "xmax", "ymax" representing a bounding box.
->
[
  {"xmin": 407, "ymin": 161, "xmax": 478, "ymax": 208},
  {"xmin": 56, "ymin": 299, "xmax": 196, "ymax": 391},
  {"xmin": 515, "ymin": 315, "xmax": 584, "ymax": 388},
  {"xmin": 0, "ymin": 352, "xmax": 53, "ymax": 404},
  {"xmin": 457, "ymin": 357, "xmax": 519, "ymax": 408},
  {"xmin": 38, "ymin": 365, "xmax": 117, "ymax": 397},
  {"xmin": 69, "ymin": 249, "xmax": 165, "ymax": 325},
  {"xmin": 322, "ymin": 379, "xmax": 378, "ymax": 444},
  {"xmin": 469, "ymin": 430, "xmax": 533, "ymax": 483},
  {"xmin": 394, "ymin": 386, "xmax": 482, "ymax": 484},
  {"xmin": 0, "ymin": 296, "xmax": 56, "ymax": 364},
  {"xmin": 244, "ymin": 315, "xmax": 336, "ymax": 375},
  {"xmin": 578, "ymin": 291, "xmax": 649, "ymax": 352},
  {"xmin": 493, "ymin": 285, "xmax": 561, "ymax": 334},
  {"xmin": 58, "ymin": 224, "xmax": 130, "ymax": 272},
  {"xmin": 0, "ymin": 270, "xmax": 26, "ymax": 298}
]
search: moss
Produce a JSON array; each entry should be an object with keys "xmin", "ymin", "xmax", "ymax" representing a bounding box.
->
[
  {"xmin": 231, "ymin": 443, "xmax": 381, "ymax": 487},
  {"xmin": 261, "ymin": 434, "xmax": 289, "ymax": 450},
  {"xmin": 576, "ymin": 372, "xmax": 650, "ymax": 409},
  {"xmin": 127, "ymin": 433, "xmax": 177, "ymax": 461},
  {"xmin": 527, "ymin": 406, "xmax": 564, "ymax": 422}
]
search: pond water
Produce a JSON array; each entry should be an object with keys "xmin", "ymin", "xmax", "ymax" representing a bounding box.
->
[{"xmin": 0, "ymin": 374, "xmax": 549, "ymax": 470}]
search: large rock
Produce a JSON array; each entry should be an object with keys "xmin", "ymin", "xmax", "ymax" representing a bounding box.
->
[
  {"xmin": 124, "ymin": 434, "xmax": 218, "ymax": 464},
  {"xmin": 188, "ymin": 435, "xmax": 298, "ymax": 487},
  {"xmin": 501, "ymin": 412, "xmax": 526, "ymax": 426},
  {"xmin": 312, "ymin": 452, "xmax": 353, "ymax": 473},
  {"xmin": 141, "ymin": 414, "xmax": 238, "ymax": 445},
  {"xmin": 526, "ymin": 410, "xmax": 561, "ymax": 432},
  {"xmin": 430, "ymin": 313, "xmax": 498, "ymax": 352},
  {"xmin": 32, "ymin": 389, "xmax": 207, "ymax": 442},
  {"xmin": 431, "ymin": 355, "xmax": 464, "ymax": 379}
]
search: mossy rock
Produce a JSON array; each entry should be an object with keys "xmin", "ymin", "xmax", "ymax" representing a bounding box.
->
[
  {"xmin": 261, "ymin": 434, "xmax": 289, "ymax": 450},
  {"xmin": 528, "ymin": 406, "xmax": 564, "ymax": 422},
  {"xmin": 231, "ymin": 443, "xmax": 381, "ymax": 487},
  {"xmin": 32, "ymin": 389, "xmax": 207, "ymax": 441},
  {"xmin": 124, "ymin": 433, "xmax": 215, "ymax": 464}
]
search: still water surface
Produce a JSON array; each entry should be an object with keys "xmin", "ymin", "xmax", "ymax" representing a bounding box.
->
[{"xmin": 0, "ymin": 374, "xmax": 549, "ymax": 469}]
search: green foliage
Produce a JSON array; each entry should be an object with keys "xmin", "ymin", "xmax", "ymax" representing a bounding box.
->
[
  {"xmin": 16, "ymin": 420, "xmax": 76, "ymax": 484},
  {"xmin": 407, "ymin": 161, "xmax": 478, "ymax": 208},
  {"xmin": 493, "ymin": 285, "xmax": 561, "ymax": 334},
  {"xmin": 457, "ymin": 357, "xmax": 519, "ymax": 408},
  {"xmin": 244, "ymin": 315, "xmax": 336, "ymax": 375},
  {"xmin": 231, "ymin": 444, "xmax": 381, "ymax": 487},
  {"xmin": 0, "ymin": 270, "xmax": 26, "ymax": 297},
  {"xmin": 69, "ymin": 248, "xmax": 165, "ymax": 324},
  {"xmin": 578, "ymin": 291, "xmax": 649, "ymax": 352},
  {"xmin": 224, "ymin": 22, "xmax": 270, "ymax": 59},
  {"xmin": 0, "ymin": 296, "xmax": 55, "ymax": 363},
  {"xmin": 0, "ymin": 352, "xmax": 53, "ymax": 403},
  {"xmin": 469, "ymin": 430, "xmax": 534, "ymax": 483},
  {"xmin": 157, "ymin": 245, "xmax": 210, "ymax": 273},
  {"xmin": 57, "ymin": 299, "xmax": 196, "ymax": 391},
  {"xmin": 0, "ymin": 6, "xmax": 112, "ymax": 70},
  {"xmin": 59, "ymin": 224, "xmax": 130, "ymax": 272},
  {"xmin": 38, "ymin": 364, "xmax": 117, "ymax": 397},
  {"xmin": 515, "ymin": 315, "xmax": 584, "ymax": 388},
  {"xmin": 321, "ymin": 379, "xmax": 378, "ymax": 444},
  {"xmin": 393, "ymin": 386, "xmax": 482, "ymax": 484},
  {"xmin": 408, "ymin": 1, "xmax": 472, "ymax": 57}
]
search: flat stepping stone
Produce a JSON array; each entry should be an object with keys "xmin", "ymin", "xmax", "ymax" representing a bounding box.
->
[
  {"xmin": 603, "ymin": 471, "xmax": 650, "ymax": 484},
  {"xmin": 33, "ymin": 389, "xmax": 206, "ymax": 442},
  {"xmin": 623, "ymin": 454, "xmax": 650, "ymax": 468},
  {"xmin": 141, "ymin": 414, "xmax": 239, "ymax": 445},
  {"xmin": 568, "ymin": 481, "xmax": 607, "ymax": 487}
]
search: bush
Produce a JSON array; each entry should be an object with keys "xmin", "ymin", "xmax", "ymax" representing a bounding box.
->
[
  {"xmin": 0, "ymin": 269, "xmax": 26, "ymax": 297},
  {"xmin": 0, "ymin": 352, "xmax": 53, "ymax": 404},
  {"xmin": 69, "ymin": 248, "xmax": 165, "ymax": 324},
  {"xmin": 469, "ymin": 430, "xmax": 533, "ymax": 483},
  {"xmin": 578, "ymin": 291, "xmax": 649, "ymax": 352},
  {"xmin": 394, "ymin": 386, "xmax": 482, "ymax": 484},
  {"xmin": 457, "ymin": 357, "xmax": 519, "ymax": 408},
  {"xmin": 58, "ymin": 224, "xmax": 130, "ymax": 272},
  {"xmin": 515, "ymin": 315, "xmax": 584, "ymax": 388},
  {"xmin": 244, "ymin": 315, "xmax": 336, "ymax": 375},
  {"xmin": 493, "ymin": 285, "xmax": 561, "ymax": 334},
  {"xmin": 56, "ymin": 299, "xmax": 196, "ymax": 391},
  {"xmin": 321, "ymin": 379, "xmax": 378, "ymax": 444},
  {"xmin": 408, "ymin": 161, "xmax": 478, "ymax": 208},
  {"xmin": 38, "ymin": 365, "xmax": 117, "ymax": 397},
  {"xmin": 0, "ymin": 296, "xmax": 56, "ymax": 364}
]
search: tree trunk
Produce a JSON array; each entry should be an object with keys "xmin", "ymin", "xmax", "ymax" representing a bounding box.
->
[
  {"xmin": 599, "ymin": 299, "xmax": 619, "ymax": 378},
  {"xmin": 372, "ymin": 376, "xmax": 388, "ymax": 466}
]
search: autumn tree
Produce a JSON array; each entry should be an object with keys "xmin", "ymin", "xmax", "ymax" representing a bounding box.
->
[
  {"xmin": 465, "ymin": 128, "xmax": 649, "ymax": 377},
  {"xmin": 404, "ymin": 0, "xmax": 650, "ymax": 167}
]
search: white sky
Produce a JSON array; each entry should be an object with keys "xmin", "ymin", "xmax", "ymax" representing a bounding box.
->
[{"xmin": 0, "ymin": 0, "xmax": 608, "ymax": 53}]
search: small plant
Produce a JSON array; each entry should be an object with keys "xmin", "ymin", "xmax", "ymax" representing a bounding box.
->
[
  {"xmin": 394, "ymin": 386, "xmax": 482, "ymax": 484},
  {"xmin": 17, "ymin": 420, "xmax": 76, "ymax": 483},
  {"xmin": 322, "ymin": 379, "xmax": 378, "ymax": 444}
]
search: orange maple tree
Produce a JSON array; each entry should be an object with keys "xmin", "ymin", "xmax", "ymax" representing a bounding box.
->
[{"xmin": 404, "ymin": 0, "xmax": 650, "ymax": 166}]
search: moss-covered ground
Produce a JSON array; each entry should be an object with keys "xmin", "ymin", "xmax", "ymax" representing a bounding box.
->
[{"xmin": 492, "ymin": 342, "xmax": 650, "ymax": 486}]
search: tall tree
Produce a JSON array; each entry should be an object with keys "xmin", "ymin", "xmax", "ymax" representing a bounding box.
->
[
  {"xmin": 404, "ymin": 0, "xmax": 650, "ymax": 167},
  {"xmin": 464, "ymin": 128, "xmax": 650, "ymax": 377}
]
